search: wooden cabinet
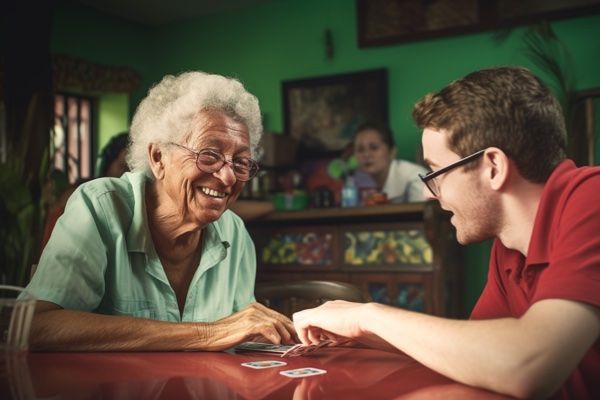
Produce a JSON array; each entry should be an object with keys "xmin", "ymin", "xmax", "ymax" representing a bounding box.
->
[{"xmin": 246, "ymin": 201, "xmax": 465, "ymax": 318}]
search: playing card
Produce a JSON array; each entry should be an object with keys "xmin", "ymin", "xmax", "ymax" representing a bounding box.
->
[
  {"xmin": 281, "ymin": 343, "xmax": 309, "ymax": 357},
  {"xmin": 234, "ymin": 342, "xmax": 295, "ymax": 354},
  {"xmin": 279, "ymin": 367, "xmax": 327, "ymax": 378},
  {"xmin": 241, "ymin": 360, "xmax": 287, "ymax": 369},
  {"xmin": 235, "ymin": 341, "xmax": 334, "ymax": 358},
  {"xmin": 280, "ymin": 340, "xmax": 334, "ymax": 357},
  {"xmin": 314, "ymin": 340, "xmax": 335, "ymax": 349}
]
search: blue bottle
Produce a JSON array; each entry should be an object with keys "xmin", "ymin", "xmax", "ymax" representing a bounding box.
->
[{"xmin": 341, "ymin": 175, "xmax": 358, "ymax": 208}]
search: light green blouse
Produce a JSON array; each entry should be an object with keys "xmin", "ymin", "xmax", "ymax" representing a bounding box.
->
[{"xmin": 27, "ymin": 172, "xmax": 256, "ymax": 322}]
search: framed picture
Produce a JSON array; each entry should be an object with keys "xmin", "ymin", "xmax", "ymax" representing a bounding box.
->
[
  {"xmin": 356, "ymin": 0, "xmax": 600, "ymax": 48},
  {"xmin": 282, "ymin": 68, "xmax": 388, "ymax": 159}
]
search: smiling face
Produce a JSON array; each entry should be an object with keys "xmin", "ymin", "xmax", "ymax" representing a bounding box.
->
[
  {"xmin": 422, "ymin": 128, "xmax": 500, "ymax": 245},
  {"xmin": 151, "ymin": 109, "xmax": 250, "ymax": 229}
]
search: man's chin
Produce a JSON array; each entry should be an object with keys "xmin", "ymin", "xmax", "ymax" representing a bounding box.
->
[{"xmin": 456, "ymin": 231, "xmax": 493, "ymax": 246}]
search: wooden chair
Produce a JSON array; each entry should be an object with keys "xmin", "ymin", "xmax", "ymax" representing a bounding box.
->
[{"xmin": 255, "ymin": 280, "xmax": 372, "ymax": 318}]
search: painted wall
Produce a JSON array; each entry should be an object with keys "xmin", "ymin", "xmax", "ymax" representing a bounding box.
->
[
  {"xmin": 97, "ymin": 93, "xmax": 129, "ymax": 154},
  {"xmin": 52, "ymin": 0, "xmax": 153, "ymax": 149},
  {"xmin": 51, "ymin": 0, "xmax": 600, "ymax": 313}
]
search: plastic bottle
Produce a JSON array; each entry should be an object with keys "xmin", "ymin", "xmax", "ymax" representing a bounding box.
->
[{"xmin": 341, "ymin": 175, "xmax": 358, "ymax": 208}]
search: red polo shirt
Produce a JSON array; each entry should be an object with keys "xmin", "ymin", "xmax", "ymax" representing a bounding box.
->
[{"xmin": 471, "ymin": 160, "xmax": 600, "ymax": 400}]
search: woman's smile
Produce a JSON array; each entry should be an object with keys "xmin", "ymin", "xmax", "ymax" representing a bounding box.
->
[{"xmin": 200, "ymin": 186, "xmax": 227, "ymax": 198}]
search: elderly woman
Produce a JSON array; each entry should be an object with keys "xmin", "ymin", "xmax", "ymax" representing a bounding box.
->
[{"xmin": 27, "ymin": 71, "xmax": 296, "ymax": 351}]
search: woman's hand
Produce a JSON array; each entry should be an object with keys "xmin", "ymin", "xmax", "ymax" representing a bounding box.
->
[{"xmin": 200, "ymin": 302, "xmax": 298, "ymax": 351}]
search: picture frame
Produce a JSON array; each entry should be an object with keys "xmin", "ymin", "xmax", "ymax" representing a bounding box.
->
[
  {"xmin": 356, "ymin": 0, "xmax": 600, "ymax": 48},
  {"xmin": 282, "ymin": 68, "xmax": 388, "ymax": 159}
]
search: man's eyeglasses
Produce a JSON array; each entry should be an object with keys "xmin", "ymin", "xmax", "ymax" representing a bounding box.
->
[
  {"xmin": 170, "ymin": 143, "xmax": 260, "ymax": 182},
  {"xmin": 419, "ymin": 149, "xmax": 486, "ymax": 197}
]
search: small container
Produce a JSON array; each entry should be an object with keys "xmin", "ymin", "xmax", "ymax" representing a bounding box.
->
[
  {"xmin": 273, "ymin": 191, "xmax": 308, "ymax": 211},
  {"xmin": 365, "ymin": 191, "xmax": 388, "ymax": 206},
  {"xmin": 311, "ymin": 187, "xmax": 333, "ymax": 208},
  {"xmin": 341, "ymin": 176, "xmax": 358, "ymax": 208},
  {"xmin": 359, "ymin": 187, "xmax": 378, "ymax": 206},
  {"xmin": 320, "ymin": 188, "xmax": 333, "ymax": 208}
]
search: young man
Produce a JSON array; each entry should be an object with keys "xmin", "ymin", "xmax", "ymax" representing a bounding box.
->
[{"xmin": 293, "ymin": 66, "xmax": 600, "ymax": 399}]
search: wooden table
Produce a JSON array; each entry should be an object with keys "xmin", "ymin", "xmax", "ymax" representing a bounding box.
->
[{"xmin": 1, "ymin": 347, "xmax": 514, "ymax": 399}]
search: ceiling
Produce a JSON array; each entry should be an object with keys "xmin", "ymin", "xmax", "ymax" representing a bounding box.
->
[{"xmin": 70, "ymin": 0, "xmax": 277, "ymax": 26}]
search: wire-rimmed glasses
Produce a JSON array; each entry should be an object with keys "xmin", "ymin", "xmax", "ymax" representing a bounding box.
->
[
  {"xmin": 419, "ymin": 149, "xmax": 486, "ymax": 197},
  {"xmin": 170, "ymin": 143, "xmax": 260, "ymax": 182}
]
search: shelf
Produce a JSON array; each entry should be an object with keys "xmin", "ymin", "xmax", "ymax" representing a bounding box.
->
[{"xmin": 255, "ymin": 202, "xmax": 426, "ymax": 221}]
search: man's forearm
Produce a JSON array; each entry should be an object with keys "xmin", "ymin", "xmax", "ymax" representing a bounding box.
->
[{"xmin": 361, "ymin": 300, "xmax": 599, "ymax": 399}]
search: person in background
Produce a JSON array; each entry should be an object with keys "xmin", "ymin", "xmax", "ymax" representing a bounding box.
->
[
  {"xmin": 27, "ymin": 71, "xmax": 296, "ymax": 351},
  {"xmin": 97, "ymin": 131, "xmax": 130, "ymax": 178},
  {"xmin": 39, "ymin": 132, "xmax": 131, "ymax": 252},
  {"xmin": 352, "ymin": 123, "xmax": 427, "ymax": 203},
  {"xmin": 293, "ymin": 66, "xmax": 600, "ymax": 399}
]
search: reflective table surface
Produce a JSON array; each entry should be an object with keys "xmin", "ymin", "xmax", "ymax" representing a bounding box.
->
[{"xmin": 1, "ymin": 347, "xmax": 514, "ymax": 399}]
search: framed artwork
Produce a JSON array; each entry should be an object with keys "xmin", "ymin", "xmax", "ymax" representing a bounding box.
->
[
  {"xmin": 356, "ymin": 0, "xmax": 600, "ymax": 48},
  {"xmin": 282, "ymin": 68, "xmax": 388, "ymax": 159}
]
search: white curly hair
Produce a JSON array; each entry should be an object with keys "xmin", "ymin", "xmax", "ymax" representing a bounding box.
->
[{"xmin": 127, "ymin": 71, "xmax": 263, "ymax": 179}]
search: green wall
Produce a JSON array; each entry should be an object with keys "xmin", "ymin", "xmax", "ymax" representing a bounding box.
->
[
  {"xmin": 52, "ymin": 0, "xmax": 155, "ymax": 129},
  {"xmin": 97, "ymin": 93, "xmax": 129, "ymax": 152},
  {"xmin": 51, "ymin": 0, "xmax": 600, "ymax": 313}
]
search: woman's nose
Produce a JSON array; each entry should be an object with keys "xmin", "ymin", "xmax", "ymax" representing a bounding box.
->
[{"xmin": 212, "ymin": 162, "xmax": 238, "ymax": 185}]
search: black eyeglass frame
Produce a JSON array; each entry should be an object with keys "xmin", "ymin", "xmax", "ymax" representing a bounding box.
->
[
  {"xmin": 170, "ymin": 142, "xmax": 260, "ymax": 182},
  {"xmin": 419, "ymin": 149, "xmax": 486, "ymax": 197}
]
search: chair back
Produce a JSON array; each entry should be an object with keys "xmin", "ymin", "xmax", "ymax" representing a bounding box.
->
[
  {"xmin": 30, "ymin": 264, "xmax": 38, "ymax": 280},
  {"xmin": 255, "ymin": 280, "xmax": 371, "ymax": 318}
]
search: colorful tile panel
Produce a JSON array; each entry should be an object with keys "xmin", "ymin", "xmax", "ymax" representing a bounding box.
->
[
  {"xmin": 344, "ymin": 229, "xmax": 432, "ymax": 266},
  {"xmin": 257, "ymin": 232, "xmax": 334, "ymax": 265}
]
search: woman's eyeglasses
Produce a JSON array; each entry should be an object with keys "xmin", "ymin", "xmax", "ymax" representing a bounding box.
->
[{"xmin": 170, "ymin": 143, "xmax": 260, "ymax": 182}]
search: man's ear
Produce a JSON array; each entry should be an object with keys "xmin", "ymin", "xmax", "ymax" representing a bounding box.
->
[
  {"xmin": 390, "ymin": 145, "xmax": 398, "ymax": 160},
  {"xmin": 148, "ymin": 143, "xmax": 165, "ymax": 180},
  {"xmin": 483, "ymin": 147, "xmax": 510, "ymax": 191}
]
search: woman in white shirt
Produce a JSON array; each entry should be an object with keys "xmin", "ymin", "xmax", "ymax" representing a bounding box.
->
[{"xmin": 353, "ymin": 123, "xmax": 427, "ymax": 203}]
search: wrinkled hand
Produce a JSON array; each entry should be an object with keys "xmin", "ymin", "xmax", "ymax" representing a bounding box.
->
[{"xmin": 202, "ymin": 302, "xmax": 298, "ymax": 351}]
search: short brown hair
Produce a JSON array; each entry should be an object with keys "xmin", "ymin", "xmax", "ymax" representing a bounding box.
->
[{"xmin": 412, "ymin": 66, "xmax": 567, "ymax": 182}]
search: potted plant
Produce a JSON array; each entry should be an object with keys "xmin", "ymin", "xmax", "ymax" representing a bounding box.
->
[{"xmin": 0, "ymin": 94, "xmax": 50, "ymax": 287}]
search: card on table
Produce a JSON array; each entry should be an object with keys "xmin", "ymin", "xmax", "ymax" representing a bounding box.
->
[
  {"xmin": 241, "ymin": 360, "xmax": 288, "ymax": 369},
  {"xmin": 279, "ymin": 367, "xmax": 327, "ymax": 378}
]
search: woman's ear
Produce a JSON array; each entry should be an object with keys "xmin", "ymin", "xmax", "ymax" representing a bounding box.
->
[
  {"xmin": 148, "ymin": 143, "xmax": 165, "ymax": 180},
  {"xmin": 483, "ymin": 147, "xmax": 510, "ymax": 191},
  {"xmin": 390, "ymin": 145, "xmax": 398, "ymax": 160}
]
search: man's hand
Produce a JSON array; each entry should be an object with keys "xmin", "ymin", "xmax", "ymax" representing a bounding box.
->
[
  {"xmin": 293, "ymin": 300, "xmax": 367, "ymax": 345},
  {"xmin": 293, "ymin": 301, "xmax": 405, "ymax": 353}
]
